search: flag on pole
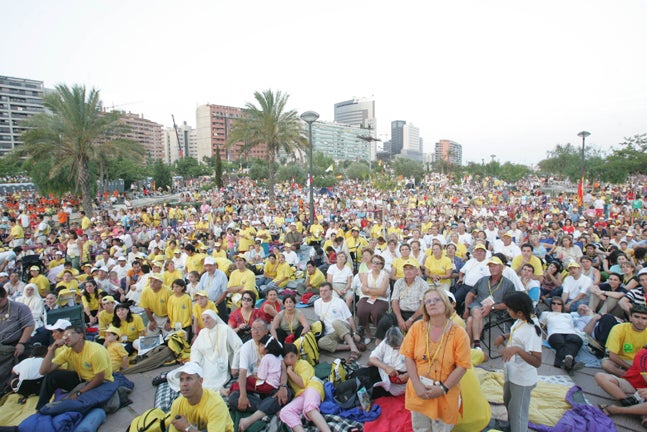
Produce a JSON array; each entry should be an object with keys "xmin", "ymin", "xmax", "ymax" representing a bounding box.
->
[
  {"xmin": 577, "ymin": 177, "xmax": 584, "ymax": 207},
  {"xmin": 325, "ymin": 164, "xmax": 333, "ymax": 173}
]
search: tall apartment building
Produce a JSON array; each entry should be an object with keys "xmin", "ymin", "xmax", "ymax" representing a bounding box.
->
[
  {"xmin": 0, "ymin": 75, "xmax": 45, "ymax": 155},
  {"xmin": 309, "ymin": 120, "xmax": 375, "ymax": 162},
  {"xmin": 435, "ymin": 139, "xmax": 462, "ymax": 166},
  {"xmin": 163, "ymin": 122, "xmax": 197, "ymax": 164},
  {"xmin": 113, "ymin": 112, "xmax": 164, "ymax": 161},
  {"xmin": 390, "ymin": 120, "xmax": 406, "ymax": 155},
  {"xmin": 196, "ymin": 104, "xmax": 268, "ymax": 163}
]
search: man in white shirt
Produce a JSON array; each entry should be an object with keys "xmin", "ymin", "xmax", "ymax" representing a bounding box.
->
[
  {"xmin": 493, "ymin": 231, "xmax": 522, "ymax": 262},
  {"xmin": 314, "ymin": 282, "xmax": 365, "ymax": 359},
  {"xmin": 561, "ymin": 261, "xmax": 593, "ymax": 312},
  {"xmin": 455, "ymin": 244, "xmax": 490, "ymax": 313},
  {"xmin": 113, "ymin": 256, "xmax": 130, "ymax": 281}
]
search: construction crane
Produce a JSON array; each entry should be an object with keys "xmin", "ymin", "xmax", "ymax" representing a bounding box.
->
[{"xmin": 171, "ymin": 114, "xmax": 183, "ymax": 159}]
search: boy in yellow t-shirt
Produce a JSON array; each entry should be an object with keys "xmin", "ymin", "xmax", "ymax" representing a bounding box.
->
[{"xmin": 104, "ymin": 325, "xmax": 129, "ymax": 371}]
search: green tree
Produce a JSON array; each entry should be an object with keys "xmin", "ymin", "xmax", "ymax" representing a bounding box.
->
[
  {"xmin": 226, "ymin": 89, "xmax": 307, "ymax": 200},
  {"xmin": 345, "ymin": 161, "xmax": 371, "ymax": 180},
  {"xmin": 392, "ymin": 158, "xmax": 425, "ymax": 183},
  {"xmin": 214, "ymin": 151, "xmax": 224, "ymax": 188},
  {"xmin": 152, "ymin": 159, "xmax": 172, "ymax": 191},
  {"xmin": 19, "ymin": 84, "xmax": 139, "ymax": 215},
  {"xmin": 498, "ymin": 162, "xmax": 532, "ymax": 182},
  {"xmin": 174, "ymin": 157, "xmax": 209, "ymax": 178},
  {"xmin": 277, "ymin": 164, "xmax": 307, "ymax": 185},
  {"xmin": 604, "ymin": 134, "xmax": 647, "ymax": 182}
]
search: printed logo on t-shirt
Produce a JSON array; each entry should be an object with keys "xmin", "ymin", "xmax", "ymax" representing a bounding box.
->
[{"xmin": 623, "ymin": 343, "xmax": 634, "ymax": 354}]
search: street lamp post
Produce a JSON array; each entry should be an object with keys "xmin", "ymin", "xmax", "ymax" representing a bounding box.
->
[
  {"xmin": 300, "ymin": 111, "xmax": 319, "ymax": 224},
  {"xmin": 577, "ymin": 130, "xmax": 591, "ymax": 214}
]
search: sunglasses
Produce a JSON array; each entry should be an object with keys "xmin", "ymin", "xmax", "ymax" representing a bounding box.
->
[
  {"xmin": 242, "ymin": 297, "xmax": 253, "ymax": 302},
  {"xmin": 551, "ymin": 302, "xmax": 563, "ymax": 306},
  {"xmin": 424, "ymin": 298, "xmax": 442, "ymax": 305}
]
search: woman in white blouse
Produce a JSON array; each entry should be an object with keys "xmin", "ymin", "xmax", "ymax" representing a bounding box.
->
[{"xmin": 356, "ymin": 254, "xmax": 390, "ymax": 342}]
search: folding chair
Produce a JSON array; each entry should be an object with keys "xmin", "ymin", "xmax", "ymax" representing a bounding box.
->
[{"xmin": 480, "ymin": 312, "xmax": 515, "ymax": 359}]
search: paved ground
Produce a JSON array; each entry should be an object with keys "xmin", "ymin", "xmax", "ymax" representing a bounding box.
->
[{"xmin": 93, "ymin": 304, "xmax": 644, "ymax": 432}]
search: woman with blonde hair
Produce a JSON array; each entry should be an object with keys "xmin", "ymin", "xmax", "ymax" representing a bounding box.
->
[{"xmin": 401, "ymin": 287, "xmax": 471, "ymax": 431}]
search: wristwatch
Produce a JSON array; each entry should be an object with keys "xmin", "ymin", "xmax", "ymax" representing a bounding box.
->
[{"xmin": 76, "ymin": 391, "xmax": 82, "ymax": 397}]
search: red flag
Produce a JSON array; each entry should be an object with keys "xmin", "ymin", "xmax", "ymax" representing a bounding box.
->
[
  {"xmin": 577, "ymin": 178, "xmax": 584, "ymax": 207},
  {"xmin": 291, "ymin": 176, "xmax": 295, "ymax": 190}
]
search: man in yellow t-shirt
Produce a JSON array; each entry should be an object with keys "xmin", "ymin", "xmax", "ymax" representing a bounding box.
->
[
  {"xmin": 511, "ymin": 243, "xmax": 544, "ymax": 282},
  {"xmin": 168, "ymin": 362, "xmax": 234, "ymax": 432},
  {"xmin": 139, "ymin": 273, "xmax": 172, "ymax": 334},
  {"xmin": 36, "ymin": 325, "xmax": 114, "ymax": 409},
  {"xmin": 227, "ymin": 255, "xmax": 257, "ymax": 296}
]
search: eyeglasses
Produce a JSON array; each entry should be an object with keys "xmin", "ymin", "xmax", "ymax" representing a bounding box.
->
[
  {"xmin": 242, "ymin": 297, "xmax": 253, "ymax": 302},
  {"xmin": 424, "ymin": 298, "xmax": 442, "ymax": 305},
  {"xmin": 371, "ymin": 261, "xmax": 382, "ymax": 265},
  {"xmin": 551, "ymin": 302, "xmax": 563, "ymax": 306}
]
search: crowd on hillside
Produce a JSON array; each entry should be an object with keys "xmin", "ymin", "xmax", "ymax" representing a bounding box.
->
[{"xmin": 0, "ymin": 173, "xmax": 646, "ymax": 431}]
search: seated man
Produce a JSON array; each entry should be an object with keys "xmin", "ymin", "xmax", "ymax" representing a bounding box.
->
[
  {"xmin": 602, "ymin": 305, "xmax": 647, "ymax": 377},
  {"xmin": 596, "ymin": 344, "xmax": 647, "ymax": 408},
  {"xmin": 619, "ymin": 271, "xmax": 647, "ymax": 318},
  {"xmin": 168, "ymin": 362, "xmax": 234, "ymax": 432},
  {"xmin": 314, "ymin": 282, "xmax": 366, "ymax": 361},
  {"xmin": 463, "ymin": 257, "xmax": 516, "ymax": 349},
  {"xmin": 228, "ymin": 319, "xmax": 290, "ymax": 431},
  {"xmin": 561, "ymin": 261, "xmax": 593, "ymax": 312},
  {"xmin": 36, "ymin": 325, "xmax": 114, "ymax": 409}
]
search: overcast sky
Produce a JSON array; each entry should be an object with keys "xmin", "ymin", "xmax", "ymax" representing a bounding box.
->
[{"xmin": 3, "ymin": 0, "xmax": 646, "ymax": 165}]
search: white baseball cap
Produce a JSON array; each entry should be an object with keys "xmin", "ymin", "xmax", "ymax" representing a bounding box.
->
[{"xmin": 45, "ymin": 319, "xmax": 72, "ymax": 331}]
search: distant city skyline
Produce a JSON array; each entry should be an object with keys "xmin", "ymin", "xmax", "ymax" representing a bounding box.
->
[{"xmin": 3, "ymin": 1, "xmax": 645, "ymax": 165}]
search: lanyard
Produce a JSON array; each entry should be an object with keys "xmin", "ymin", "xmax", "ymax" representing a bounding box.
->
[
  {"xmin": 424, "ymin": 320, "xmax": 451, "ymax": 376},
  {"xmin": 488, "ymin": 277, "xmax": 503, "ymax": 297},
  {"xmin": 507, "ymin": 320, "xmax": 523, "ymax": 347}
]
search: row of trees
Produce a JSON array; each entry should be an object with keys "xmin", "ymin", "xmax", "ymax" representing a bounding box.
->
[{"xmin": 3, "ymin": 84, "xmax": 645, "ymax": 217}]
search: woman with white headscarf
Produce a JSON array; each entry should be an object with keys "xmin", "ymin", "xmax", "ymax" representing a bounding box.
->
[
  {"xmin": 16, "ymin": 283, "xmax": 44, "ymax": 328},
  {"xmin": 188, "ymin": 310, "xmax": 243, "ymax": 391}
]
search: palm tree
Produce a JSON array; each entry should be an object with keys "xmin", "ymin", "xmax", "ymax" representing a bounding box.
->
[
  {"xmin": 19, "ymin": 84, "xmax": 142, "ymax": 216},
  {"xmin": 226, "ymin": 89, "xmax": 307, "ymax": 201}
]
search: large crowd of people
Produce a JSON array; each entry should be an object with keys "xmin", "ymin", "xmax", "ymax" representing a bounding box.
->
[{"xmin": 0, "ymin": 172, "xmax": 646, "ymax": 431}]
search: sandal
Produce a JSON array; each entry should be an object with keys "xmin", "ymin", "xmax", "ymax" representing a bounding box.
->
[{"xmin": 598, "ymin": 404, "xmax": 611, "ymax": 416}]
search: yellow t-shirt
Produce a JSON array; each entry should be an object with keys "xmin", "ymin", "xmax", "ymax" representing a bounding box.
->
[
  {"xmin": 274, "ymin": 262, "xmax": 292, "ymax": 288},
  {"xmin": 81, "ymin": 293, "xmax": 101, "ymax": 313},
  {"xmin": 98, "ymin": 310, "xmax": 114, "ymax": 338},
  {"xmin": 391, "ymin": 256, "xmax": 420, "ymax": 279},
  {"xmin": 169, "ymin": 389, "xmax": 233, "ymax": 432},
  {"xmin": 510, "ymin": 255, "xmax": 544, "ymax": 276},
  {"xmin": 31, "ymin": 274, "xmax": 51, "ymax": 298},
  {"xmin": 227, "ymin": 269, "xmax": 257, "ymax": 296},
  {"xmin": 53, "ymin": 341, "xmax": 114, "ymax": 382},
  {"xmin": 106, "ymin": 341, "xmax": 128, "ymax": 371},
  {"xmin": 186, "ymin": 253, "xmax": 205, "ymax": 275},
  {"xmin": 139, "ymin": 286, "xmax": 172, "ymax": 317},
  {"xmin": 167, "ymin": 293, "xmax": 193, "ymax": 328},
  {"xmin": 423, "ymin": 255, "xmax": 453, "ymax": 285},
  {"xmin": 118, "ymin": 314, "xmax": 146, "ymax": 342},
  {"xmin": 164, "ymin": 269, "xmax": 184, "ymax": 287},
  {"xmin": 192, "ymin": 300, "xmax": 217, "ymax": 329},
  {"xmin": 307, "ymin": 268, "xmax": 326, "ymax": 290},
  {"xmin": 290, "ymin": 359, "xmax": 324, "ymax": 399},
  {"xmin": 606, "ymin": 323, "xmax": 647, "ymax": 362}
]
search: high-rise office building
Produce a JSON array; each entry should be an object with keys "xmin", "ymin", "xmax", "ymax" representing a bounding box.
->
[
  {"xmin": 400, "ymin": 123, "xmax": 423, "ymax": 161},
  {"xmin": 390, "ymin": 120, "xmax": 406, "ymax": 155},
  {"xmin": 435, "ymin": 139, "xmax": 462, "ymax": 166},
  {"xmin": 334, "ymin": 97, "xmax": 376, "ymax": 130},
  {"xmin": 196, "ymin": 104, "xmax": 268, "ymax": 163},
  {"xmin": 0, "ymin": 75, "xmax": 45, "ymax": 155}
]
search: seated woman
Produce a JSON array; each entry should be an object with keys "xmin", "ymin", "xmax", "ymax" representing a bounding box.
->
[
  {"xmin": 113, "ymin": 303, "xmax": 146, "ymax": 354},
  {"xmin": 16, "ymin": 283, "xmax": 44, "ymax": 329},
  {"xmin": 227, "ymin": 290, "xmax": 262, "ymax": 343},
  {"xmin": 259, "ymin": 288, "xmax": 282, "ymax": 324},
  {"xmin": 539, "ymin": 296, "xmax": 584, "ymax": 372},
  {"xmin": 362, "ymin": 327, "xmax": 408, "ymax": 398},
  {"xmin": 270, "ymin": 294, "xmax": 310, "ymax": 344},
  {"xmin": 356, "ymin": 254, "xmax": 390, "ymax": 342},
  {"xmin": 538, "ymin": 261, "xmax": 563, "ymax": 312},
  {"xmin": 189, "ymin": 310, "xmax": 242, "ymax": 392}
]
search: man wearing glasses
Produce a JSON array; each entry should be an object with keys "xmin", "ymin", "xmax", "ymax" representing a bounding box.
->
[
  {"xmin": 36, "ymin": 325, "xmax": 113, "ymax": 409},
  {"xmin": 228, "ymin": 319, "xmax": 290, "ymax": 430}
]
